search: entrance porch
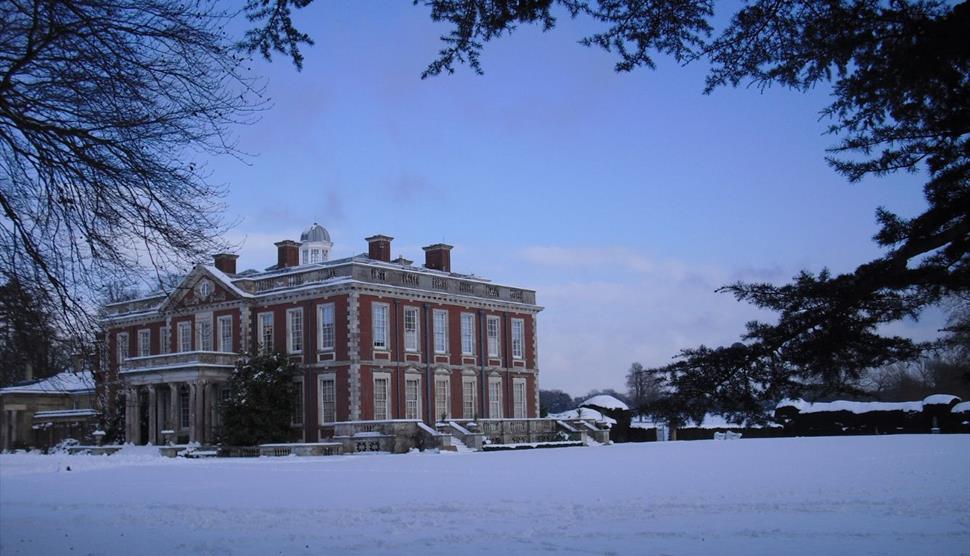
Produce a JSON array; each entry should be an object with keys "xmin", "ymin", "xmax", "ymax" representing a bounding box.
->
[{"xmin": 121, "ymin": 351, "xmax": 237, "ymax": 445}]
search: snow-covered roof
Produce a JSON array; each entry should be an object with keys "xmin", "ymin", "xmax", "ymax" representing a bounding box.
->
[
  {"xmin": 580, "ymin": 395, "xmax": 629, "ymax": 411},
  {"xmin": 922, "ymin": 394, "xmax": 961, "ymax": 406},
  {"xmin": 33, "ymin": 408, "xmax": 98, "ymax": 420},
  {"xmin": 202, "ymin": 265, "xmax": 254, "ymax": 298},
  {"xmin": 0, "ymin": 370, "xmax": 95, "ymax": 395},
  {"xmin": 549, "ymin": 407, "xmax": 616, "ymax": 426},
  {"xmin": 951, "ymin": 401, "xmax": 970, "ymax": 414},
  {"xmin": 777, "ymin": 399, "xmax": 923, "ymax": 414}
]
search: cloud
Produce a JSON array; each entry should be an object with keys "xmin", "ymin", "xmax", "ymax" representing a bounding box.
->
[
  {"xmin": 534, "ymin": 277, "xmax": 773, "ymax": 396},
  {"xmin": 512, "ymin": 245, "xmax": 778, "ymax": 395},
  {"xmin": 518, "ymin": 245, "xmax": 723, "ymax": 286},
  {"xmin": 387, "ymin": 172, "xmax": 442, "ymax": 204},
  {"xmin": 324, "ymin": 190, "xmax": 345, "ymax": 222},
  {"xmin": 519, "ymin": 245, "xmax": 654, "ymax": 272}
]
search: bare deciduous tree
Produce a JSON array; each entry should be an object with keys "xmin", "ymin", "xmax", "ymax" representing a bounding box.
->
[{"xmin": 0, "ymin": 0, "xmax": 263, "ymax": 340}]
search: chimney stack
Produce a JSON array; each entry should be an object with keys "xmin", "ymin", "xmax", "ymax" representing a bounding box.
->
[
  {"xmin": 423, "ymin": 243, "xmax": 453, "ymax": 272},
  {"xmin": 275, "ymin": 240, "xmax": 300, "ymax": 268},
  {"xmin": 366, "ymin": 235, "xmax": 393, "ymax": 263},
  {"xmin": 213, "ymin": 253, "xmax": 238, "ymax": 275},
  {"xmin": 71, "ymin": 352, "xmax": 86, "ymax": 372}
]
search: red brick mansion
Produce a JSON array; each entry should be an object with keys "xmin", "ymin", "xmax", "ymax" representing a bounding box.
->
[{"xmin": 101, "ymin": 225, "xmax": 543, "ymax": 447}]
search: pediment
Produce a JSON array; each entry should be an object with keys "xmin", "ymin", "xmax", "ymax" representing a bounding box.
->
[{"xmin": 159, "ymin": 267, "xmax": 241, "ymax": 312}]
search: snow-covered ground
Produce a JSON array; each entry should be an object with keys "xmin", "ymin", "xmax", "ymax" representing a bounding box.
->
[{"xmin": 2, "ymin": 435, "xmax": 968, "ymax": 555}]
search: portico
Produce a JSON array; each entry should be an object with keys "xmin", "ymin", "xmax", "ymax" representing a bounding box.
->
[{"xmin": 121, "ymin": 351, "xmax": 236, "ymax": 445}]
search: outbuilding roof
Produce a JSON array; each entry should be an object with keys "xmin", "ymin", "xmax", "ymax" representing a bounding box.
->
[{"xmin": 0, "ymin": 370, "xmax": 95, "ymax": 395}]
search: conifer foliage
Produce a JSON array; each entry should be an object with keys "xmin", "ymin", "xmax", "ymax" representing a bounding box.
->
[{"xmin": 219, "ymin": 353, "xmax": 298, "ymax": 446}]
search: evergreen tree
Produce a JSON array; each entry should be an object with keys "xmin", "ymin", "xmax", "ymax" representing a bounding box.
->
[
  {"xmin": 539, "ymin": 389, "xmax": 575, "ymax": 415},
  {"xmin": 0, "ymin": 279, "xmax": 68, "ymax": 387},
  {"xmin": 219, "ymin": 352, "xmax": 298, "ymax": 446}
]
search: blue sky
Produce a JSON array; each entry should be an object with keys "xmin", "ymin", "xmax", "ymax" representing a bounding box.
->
[{"xmin": 204, "ymin": 2, "xmax": 938, "ymax": 396}]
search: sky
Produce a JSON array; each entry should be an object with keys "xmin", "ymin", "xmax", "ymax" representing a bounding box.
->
[{"xmin": 202, "ymin": 2, "xmax": 939, "ymax": 396}]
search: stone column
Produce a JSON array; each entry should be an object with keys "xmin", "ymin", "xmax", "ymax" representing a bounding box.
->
[
  {"xmin": 195, "ymin": 380, "xmax": 207, "ymax": 445},
  {"xmin": 130, "ymin": 387, "xmax": 143, "ymax": 445},
  {"xmin": 203, "ymin": 382, "xmax": 215, "ymax": 444},
  {"xmin": 168, "ymin": 383, "xmax": 178, "ymax": 432},
  {"xmin": 188, "ymin": 382, "xmax": 198, "ymax": 443},
  {"xmin": 7, "ymin": 410, "xmax": 17, "ymax": 447},
  {"xmin": 147, "ymin": 385, "xmax": 158, "ymax": 445},
  {"xmin": 124, "ymin": 388, "xmax": 132, "ymax": 444}
]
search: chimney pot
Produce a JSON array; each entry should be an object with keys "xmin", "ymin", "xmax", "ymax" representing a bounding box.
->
[
  {"xmin": 423, "ymin": 243, "xmax": 453, "ymax": 272},
  {"xmin": 365, "ymin": 235, "xmax": 393, "ymax": 263},
  {"xmin": 213, "ymin": 253, "xmax": 238, "ymax": 275},
  {"xmin": 274, "ymin": 240, "xmax": 300, "ymax": 268}
]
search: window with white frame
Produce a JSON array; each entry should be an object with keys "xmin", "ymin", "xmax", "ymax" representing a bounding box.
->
[
  {"xmin": 319, "ymin": 375, "xmax": 336, "ymax": 424},
  {"xmin": 179, "ymin": 386, "xmax": 190, "ymax": 428},
  {"xmin": 287, "ymin": 308, "xmax": 303, "ymax": 353},
  {"xmin": 511, "ymin": 318, "xmax": 524, "ymax": 360},
  {"xmin": 403, "ymin": 306, "xmax": 419, "ymax": 352},
  {"xmin": 301, "ymin": 248, "xmax": 308, "ymax": 264},
  {"xmin": 513, "ymin": 378, "xmax": 527, "ymax": 418},
  {"xmin": 178, "ymin": 322, "xmax": 192, "ymax": 352},
  {"xmin": 488, "ymin": 377, "xmax": 503, "ymax": 418},
  {"xmin": 197, "ymin": 317, "xmax": 213, "ymax": 351},
  {"xmin": 218, "ymin": 315, "xmax": 233, "ymax": 352},
  {"xmin": 292, "ymin": 379, "xmax": 304, "ymax": 425},
  {"xmin": 137, "ymin": 329, "xmax": 151, "ymax": 357},
  {"xmin": 462, "ymin": 377, "xmax": 477, "ymax": 419},
  {"xmin": 435, "ymin": 375, "xmax": 450, "ymax": 420},
  {"xmin": 310, "ymin": 248, "xmax": 321, "ymax": 263},
  {"xmin": 116, "ymin": 332, "xmax": 129, "ymax": 364},
  {"xmin": 372, "ymin": 303, "xmax": 389, "ymax": 350},
  {"xmin": 258, "ymin": 312, "xmax": 274, "ymax": 354},
  {"xmin": 160, "ymin": 325, "xmax": 170, "ymax": 354},
  {"xmin": 460, "ymin": 313, "xmax": 475, "ymax": 355},
  {"xmin": 317, "ymin": 303, "xmax": 335, "ymax": 351},
  {"xmin": 433, "ymin": 310, "xmax": 448, "ymax": 354},
  {"xmin": 486, "ymin": 315, "xmax": 500, "ymax": 357},
  {"xmin": 405, "ymin": 376, "xmax": 421, "ymax": 420},
  {"xmin": 373, "ymin": 375, "xmax": 390, "ymax": 420}
]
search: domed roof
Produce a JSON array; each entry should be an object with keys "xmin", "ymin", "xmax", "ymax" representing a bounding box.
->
[{"xmin": 300, "ymin": 223, "xmax": 331, "ymax": 243}]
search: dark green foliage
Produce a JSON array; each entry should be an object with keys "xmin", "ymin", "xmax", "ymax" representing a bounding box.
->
[
  {"xmin": 219, "ymin": 352, "xmax": 298, "ymax": 446},
  {"xmin": 0, "ymin": 279, "xmax": 68, "ymax": 387},
  {"xmin": 539, "ymin": 389, "xmax": 575, "ymax": 415},
  {"xmin": 98, "ymin": 386, "xmax": 126, "ymax": 444},
  {"xmin": 240, "ymin": 0, "xmax": 315, "ymax": 71},
  {"xmin": 417, "ymin": 0, "xmax": 714, "ymax": 77}
]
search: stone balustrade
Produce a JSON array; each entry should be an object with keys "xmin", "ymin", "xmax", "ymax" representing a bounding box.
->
[{"xmin": 121, "ymin": 351, "xmax": 239, "ymax": 373}]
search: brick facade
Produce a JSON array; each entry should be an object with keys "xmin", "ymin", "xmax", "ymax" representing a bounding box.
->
[{"xmin": 102, "ymin": 230, "xmax": 542, "ymax": 445}]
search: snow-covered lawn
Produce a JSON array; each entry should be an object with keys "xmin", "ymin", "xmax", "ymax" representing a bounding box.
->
[{"xmin": 2, "ymin": 435, "xmax": 968, "ymax": 555}]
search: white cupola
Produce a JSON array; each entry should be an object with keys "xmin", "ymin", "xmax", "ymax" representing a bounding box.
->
[{"xmin": 299, "ymin": 223, "xmax": 332, "ymax": 264}]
